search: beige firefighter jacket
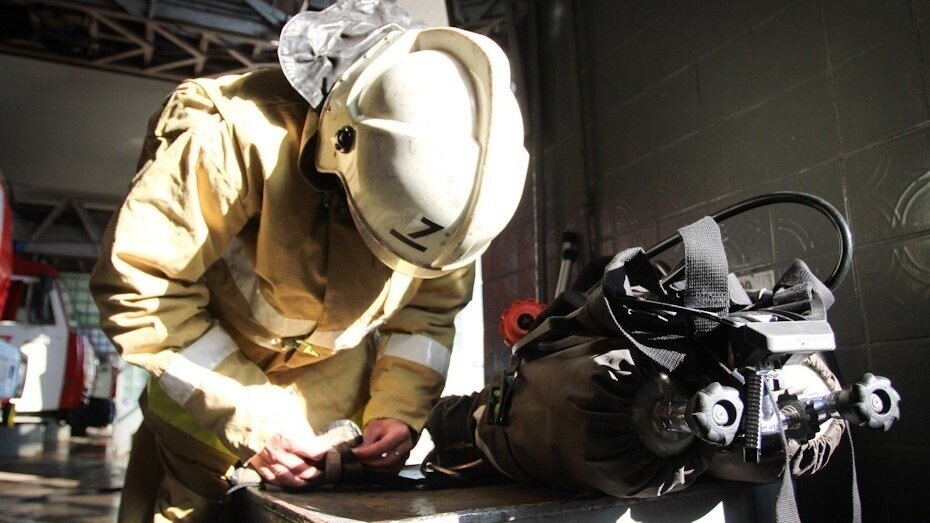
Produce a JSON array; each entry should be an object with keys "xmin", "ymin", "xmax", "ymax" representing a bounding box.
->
[{"xmin": 91, "ymin": 68, "xmax": 475, "ymax": 462}]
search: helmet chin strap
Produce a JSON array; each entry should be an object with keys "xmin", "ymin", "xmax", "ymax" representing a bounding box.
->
[{"xmin": 299, "ymin": 133, "xmax": 346, "ymax": 193}]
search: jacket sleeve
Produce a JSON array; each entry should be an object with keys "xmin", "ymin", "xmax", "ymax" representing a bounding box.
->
[
  {"xmin": 90, "ymin": 81, "xmax": 314, "ymax": 461},
  {"xmin": 364, "ymin": 264, "xmax": 476, "ymax": 432}
]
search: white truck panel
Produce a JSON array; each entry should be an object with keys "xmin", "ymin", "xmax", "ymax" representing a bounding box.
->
[{"xmin": 0, "ymin": 284, "xmax": 69, "ymax": 414}]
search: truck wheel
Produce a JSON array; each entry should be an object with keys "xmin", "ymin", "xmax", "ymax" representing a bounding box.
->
[{"xmin": 68, "ymin": 410, "xmax": 87, "ymax": 436}]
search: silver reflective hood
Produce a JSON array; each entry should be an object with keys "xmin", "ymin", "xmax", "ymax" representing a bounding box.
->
[{"xmin": 278, "ymin": 0, "xmax": 426, "ymax": 108}]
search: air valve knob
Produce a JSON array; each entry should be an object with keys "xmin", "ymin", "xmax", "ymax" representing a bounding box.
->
[
  {"xmin": 687, "ymin": 382, "xmax": 744, "ymax": 446},
  {"xmin": 836, "ymin": 373, "xmax": 901, "ymax": 431},
  {"xmin": 499, "ymin": 299, "xmax": 547, "ymax": 347}
]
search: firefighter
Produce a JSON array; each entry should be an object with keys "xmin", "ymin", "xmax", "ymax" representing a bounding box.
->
[{"xmin": 90, "ymin": 23, "xmax": 527, "ymax": 521}]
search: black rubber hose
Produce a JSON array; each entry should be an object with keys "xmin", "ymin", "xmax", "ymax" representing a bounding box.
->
[{"xmin": 644, "ymin": 192, "xmax": 853, "ymax": 290}]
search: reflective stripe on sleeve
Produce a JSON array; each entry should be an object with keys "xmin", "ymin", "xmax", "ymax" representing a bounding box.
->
[
  {"xmin": 381, "ymin": 333, "xmax": 451, "ymax": 377},
  {"xmin": 159, "ymin": 325, "xmax": 238, "ymax": 405}
]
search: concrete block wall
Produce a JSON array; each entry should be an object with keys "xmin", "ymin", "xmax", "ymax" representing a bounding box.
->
[
  {"xmin": 479, "ymin": 0, "xmax": 593, "ymax": 382},
  {"xmin": 480, "ymin": 0, "xmax": 929, "ymax": 519}
]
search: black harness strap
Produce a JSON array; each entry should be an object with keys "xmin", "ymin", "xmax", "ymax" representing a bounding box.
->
[{"xmin": 679, "ymin": 217, "xmax": 731, "ymax": 337}]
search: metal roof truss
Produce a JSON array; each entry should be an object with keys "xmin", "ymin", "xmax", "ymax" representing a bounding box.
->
[{"xmin": 0, "ymin": 0, "xmax": 313, "ymax": 81}]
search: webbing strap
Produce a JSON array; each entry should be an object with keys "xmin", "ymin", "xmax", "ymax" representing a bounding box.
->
[
  {"xmin": 679, "ymin": 217, "xmax": 730, "ymax": 336},
  {"xmin": 848, "ymin": 429, "xmax": 862, "ymax": 523},
  {"xmin": 764, "ymin": 384, "xmax": 802, "ymax": 523},
  {"xmin": 601, "ymin": 295, "xmax": 685, "ymax": 371},
  {"xmin": 775, "ymin": 449, "xmax": 802, "ymax": 523},
  {"xmin": 766, "ymin": 383, "xmax": 862, "ymax": 523},
  {"xmin": 773, "ymin": 259, "xmax": 835, "ymax": 320},
  {"xmin": 728, "ymin": 273, "xmax": 752, "ymax": 306},
  {"xmin": 598, "ymin": 248, "xmax": 688, "ymax": 371}
]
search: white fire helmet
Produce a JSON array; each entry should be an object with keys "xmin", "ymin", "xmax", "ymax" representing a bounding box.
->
[{"xmin": 315, "ymin": 27, "xmax": 529, "ymax": 278}]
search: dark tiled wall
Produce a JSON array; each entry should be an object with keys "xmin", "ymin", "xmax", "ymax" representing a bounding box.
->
[
  {"xmin": 481, "ymin": 0, "xmax": 929, "ymax": 520},
  {"xmin": 480, "ymin": 0, "xmax": 592, "ymax": 382}
]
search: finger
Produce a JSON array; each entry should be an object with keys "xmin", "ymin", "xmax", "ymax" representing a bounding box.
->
[
  {"xmin": 248, "ymin": 452, "xmax": 273, "ymax": 480},
  {"xmin": 356, "ymin": 428, "xmax": 412, "ymax": 469},
  {"xmin": 266, "ymin": 467, "xmax": 308, "ymax": 488},
  {"xmin": 288, "ymin": 438, "xmax": 331, "ymax": 462},
  {"xmin": 269, "ymin": 462, "xmax": 290, "ymax": 478},
  {"xmin": 266, "ymin": 447, "xmax": 315, "ymax": 476},
  {"xmin": 266, "ymin": 447, "xmax": 296, "ymax": 469},
  {"xmin": 360, "ymin": 420, "xmax": 388, "ymax": 445},
  {"xmin": 352, "ymin": 439, "xmax": 392, "ymax": 460},
  {"xmin": 352, "ymin": 426, "xmax": 410, "ymax": 460},
  {"xmin": 352, "ymin": 440, "xmax": 410, "ymax": 463},
  {"xmin": 358, "ymin": 438, "xmax": 412, "ymax": 468},
  {"xmin": 256, "ymin": 465, "xmax": 275, "ymax": 483},
  {"xmin": 263, "ymin": 462, "xmax": 308, "ymax": 488},
  {"xmin": 357, "ymin": 450, "xmax": 406, "ymax": 470},
  {"xmin": 364, "ymin": 420, "xmax": 387, "ymax": 440},
  {"xmin": 298, "ymin": 466, "xmax": 322, "ymax": 481},
  {"xmin": 364, "ymin": 450, "xmax": 410, "ymax": 476},
  {"xmin": 362, "ymin": 419, "xmax": 389, "ymax": 440}
]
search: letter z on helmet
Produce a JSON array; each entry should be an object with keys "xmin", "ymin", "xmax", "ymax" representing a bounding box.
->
[{"xmin": 316, "ymin": 28, "xmax": 529, "ymax": 278}]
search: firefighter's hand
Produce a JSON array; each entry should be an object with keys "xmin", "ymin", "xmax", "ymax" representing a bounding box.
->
[
  {"xmin": 248, "ymin": 433, "xmax": 330, "ymax": 488},
  {"xmin": 351, "ymin": 418, "xmax": 414, "ymax": 475}
]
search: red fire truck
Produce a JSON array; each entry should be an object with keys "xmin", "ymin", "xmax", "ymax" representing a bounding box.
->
[{"xmin": 0, "ymin": 175, "xmax": 116, "ymax": 430}]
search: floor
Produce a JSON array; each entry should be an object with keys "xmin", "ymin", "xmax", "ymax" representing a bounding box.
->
[{"xmin": 0, "ymin": 430, "xmax": 124, "ymax": 523}]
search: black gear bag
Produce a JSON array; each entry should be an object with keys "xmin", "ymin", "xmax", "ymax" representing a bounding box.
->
[{"xmin": 426, "ymin": 195, "xmax": 901, "ymax": 521}]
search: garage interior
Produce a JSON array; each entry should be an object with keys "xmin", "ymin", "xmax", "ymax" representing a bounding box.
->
[{"xmin": 0, "ymin": 0, "xmax": 926, "ymax": 521}]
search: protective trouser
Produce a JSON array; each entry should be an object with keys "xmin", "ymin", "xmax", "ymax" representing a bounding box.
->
[{"xmin": 118, "ymin": 407, "xmax": 236, "ymax": 523}]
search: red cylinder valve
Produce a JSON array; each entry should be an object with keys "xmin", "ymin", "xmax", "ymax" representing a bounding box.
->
[{"xmin": 499, "ymin": 299, "xmax": 547, "ymax": 347}]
